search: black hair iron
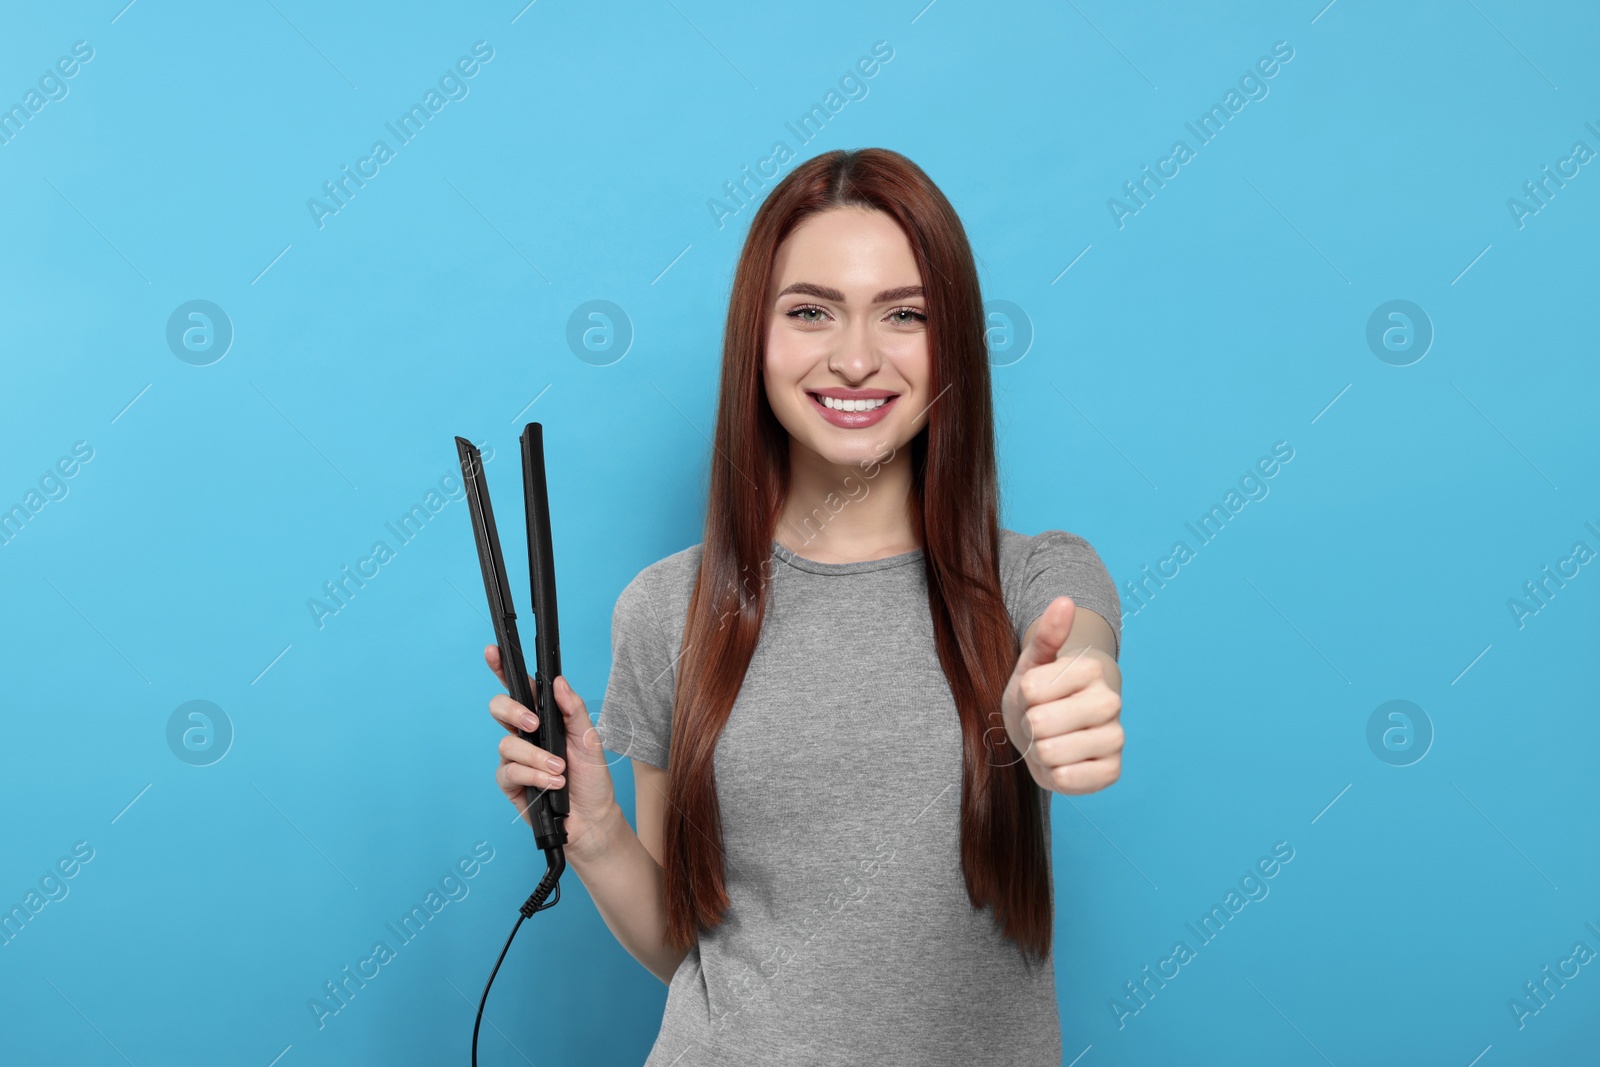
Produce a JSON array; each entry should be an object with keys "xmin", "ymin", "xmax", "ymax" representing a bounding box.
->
[{"xmin": 455, "ymin": 424, "xmax": 568, "ymax": 1066}]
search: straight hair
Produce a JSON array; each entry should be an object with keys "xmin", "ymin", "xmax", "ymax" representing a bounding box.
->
[{"xmin": 661, "ymin": 147, "xmax": 1051, "ymax": 964}]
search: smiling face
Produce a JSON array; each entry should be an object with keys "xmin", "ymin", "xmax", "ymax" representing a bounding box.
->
[{"xmin": 763, "ymin": 205, "xmax": 931, "ymax": 475}]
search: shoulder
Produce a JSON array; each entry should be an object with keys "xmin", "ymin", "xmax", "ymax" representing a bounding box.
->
[
  {"xmin": 614, "ymin": 541, "xmax": 704, "ymax": 637},
  {"xmin": 599, "ymin": 545, "xmax": 705, "ymax": 769},
  {"xmin": 998, "ymin": 526, "xmax": 1110, "ymax": 578},
  {"xmin": 998, "ymin": 526, "xmax": 1121, "ymax": 656}
]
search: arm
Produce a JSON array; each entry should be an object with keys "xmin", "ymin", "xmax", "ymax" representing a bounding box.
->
[
  {"xmin": 1003, "ymin": 598, "xmax": 1124, "ymax": 795},
  {"xmin": 568, "ymin": 759, "xmax": 690, "ymax": 985},
  {"xmin": 489, "ymin": 661, "xmax": 689, "ymax": 985}
]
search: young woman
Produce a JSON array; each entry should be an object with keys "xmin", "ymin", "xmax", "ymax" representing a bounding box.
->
[{"xmin": 484, "ymin": 148, "xmax": 1124, "ymax": 1065}]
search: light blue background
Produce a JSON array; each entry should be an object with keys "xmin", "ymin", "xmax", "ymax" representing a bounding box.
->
[{"xmin": 2, "ymin": 1, "xmax": 1596, "ymax": 1064}]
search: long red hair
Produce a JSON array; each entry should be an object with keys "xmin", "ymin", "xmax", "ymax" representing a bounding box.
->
[{"xmin": 662, "ymin": 147, "xmax": 1051, "ymax": 963}]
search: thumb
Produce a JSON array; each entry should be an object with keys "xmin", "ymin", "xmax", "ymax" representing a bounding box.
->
[
  {"xmin": 1017, "ymin": 597, "xmax": 1076, "ymax": 675},
  {"xmin": 552, "ymin": 675, "xmax": 603, "ymax": 756}
]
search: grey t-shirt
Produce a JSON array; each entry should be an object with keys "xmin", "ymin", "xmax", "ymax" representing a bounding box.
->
[{"xmin": 594, "ymin": 528, "xmax": 1122, "ymax": 1066}]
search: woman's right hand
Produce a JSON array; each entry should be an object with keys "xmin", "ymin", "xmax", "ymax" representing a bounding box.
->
[{"xmin": 485, "ymin": 644, "xmax": 619, "ymax": 860}]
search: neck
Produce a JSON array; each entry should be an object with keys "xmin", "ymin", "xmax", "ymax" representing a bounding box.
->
[{"xmin": 774, "ymin": 443, "xmax": 919, "ymax": 564}]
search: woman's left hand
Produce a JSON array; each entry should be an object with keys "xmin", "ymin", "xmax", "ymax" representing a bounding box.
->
[{"xmin": 996, "ymin": 596, "xmax": 1124, "ymax": 795}]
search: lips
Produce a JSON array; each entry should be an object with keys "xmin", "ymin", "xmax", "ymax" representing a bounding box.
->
[{"xmin": 807, "ymin": 391, "xmax": 898, "ymax": 428}]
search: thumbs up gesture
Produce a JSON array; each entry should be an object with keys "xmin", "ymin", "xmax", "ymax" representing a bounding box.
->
[{"xmin": 997, "ymin": 596, "xmax": 1124, "ymax": 795}]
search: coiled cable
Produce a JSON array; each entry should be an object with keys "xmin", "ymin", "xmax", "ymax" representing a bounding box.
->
[{"xmin": 472, "ymin": 849, "xmax": 565, "ymax": 1065}]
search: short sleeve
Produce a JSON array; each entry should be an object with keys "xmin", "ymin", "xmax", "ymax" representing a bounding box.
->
[
  {"xmin": 593, "ymin": 570, "xmax": 678, "ymax": 769},
  {"xmin": 1010, "ymin": 530, "xmax": 1122, "ymax": 660}
]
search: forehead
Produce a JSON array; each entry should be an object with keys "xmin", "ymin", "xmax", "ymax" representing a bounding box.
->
[{"xmin": 770, "ymin": 206, "xmax": 920, "ymax": 293}]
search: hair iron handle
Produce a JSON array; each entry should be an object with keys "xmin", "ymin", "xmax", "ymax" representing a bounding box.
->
[{"xmin": 522, "ymin": 423, "xmax": 570, "ymax": 822}]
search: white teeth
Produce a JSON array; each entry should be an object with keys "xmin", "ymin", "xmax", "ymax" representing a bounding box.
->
[{"xmin": 819, "ymin": 395, "xmax": 888, "ymax": 412}]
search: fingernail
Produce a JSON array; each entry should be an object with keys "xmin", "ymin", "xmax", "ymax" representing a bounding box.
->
[
  {"xmin": 547, "ymin": 756, "xmax": 565, "ymax": 772},
  {"xmin": 520, "ymin": 712, "xmax": 538, "ymax": 731}
]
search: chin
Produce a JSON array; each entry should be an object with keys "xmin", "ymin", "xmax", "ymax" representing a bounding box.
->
[{"xmin": 809, "ymin": 434, "xmax": 898, "ymax": 468}]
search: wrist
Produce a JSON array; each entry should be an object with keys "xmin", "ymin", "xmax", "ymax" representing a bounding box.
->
[{"xmin": 569, "ymin": 800, "xmax": 630, "ymax": 868}]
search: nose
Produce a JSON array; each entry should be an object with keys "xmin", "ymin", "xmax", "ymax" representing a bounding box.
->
[{"xmin": 827, "ymin": 315, "xmax": 882, "ymax": 382}]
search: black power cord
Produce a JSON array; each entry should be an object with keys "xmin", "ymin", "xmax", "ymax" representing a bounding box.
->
[{"xmin": 472, "ymin": 848, "xmax": 566, "ymax": 1066}]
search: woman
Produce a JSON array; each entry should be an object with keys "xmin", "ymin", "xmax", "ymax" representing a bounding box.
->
[{"xmin": 485, "ymin": 147, "xmax": 1124, "ymax": 1065}]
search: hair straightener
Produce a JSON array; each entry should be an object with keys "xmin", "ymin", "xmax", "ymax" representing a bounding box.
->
[{"xmin": 455, "ymin": 424, "xmax": 569, "ymax": 1066}]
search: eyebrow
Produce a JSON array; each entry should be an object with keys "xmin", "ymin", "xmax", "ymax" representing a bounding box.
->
[{"xmin": 775, "ymin": 282, "xmax": 925, "ymax": 305}]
